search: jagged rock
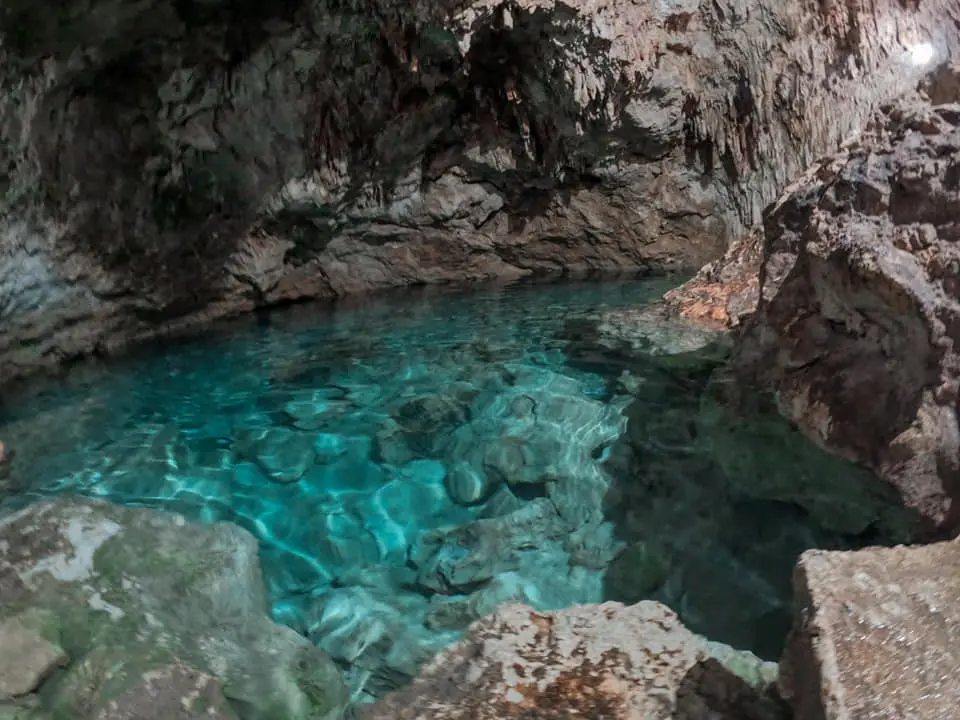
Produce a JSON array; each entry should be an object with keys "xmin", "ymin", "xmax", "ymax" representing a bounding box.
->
[
  {"xmin": 730, "ymin": 62, "xmax": 960, "ymax": 537},
  {"xmin": 0, "ymin": 498, "xmax": 348, "ymax": 719},
  {"xmin": 392, "ymin": 394, "xmax": 470, "ymax": 456},
  {"xmin": 359, "ymin": 601, "xmax": 788, "ymax": 719},
  {"xmin": 780, "ymin": 540, "xmax": 960, "ymax": 720},
  {"xmin": 1, "ymin": 0, "xmax": 957, "ymax": 383},
  {"xmin": 662, "ymin": 227, "xmax": 765, "ymax": 330}
]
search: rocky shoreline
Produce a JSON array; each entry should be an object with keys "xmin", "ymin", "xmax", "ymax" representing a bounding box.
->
[{"xmin": 3, "ymin": 494, "xmax": 957, "ymax": 719}]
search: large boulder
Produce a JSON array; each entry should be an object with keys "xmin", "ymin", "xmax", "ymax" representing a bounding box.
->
[
  {"xmin": 0, "ymin": 497, "xmax": 348, "ymax": 719},
  {"xmin": 780, "ymin": 539, "xmax": 960, "ymax": 720},
  {"xmin": 1, "ymin": 0, "xmax": 957, "ymax": 382},
  {"xmin": 358, "ymin": 601, "xmax": 788, "ymax": 719},
  {"xmin": 730, "ymin": 62, "xmax": 960, "ymax": 537}
]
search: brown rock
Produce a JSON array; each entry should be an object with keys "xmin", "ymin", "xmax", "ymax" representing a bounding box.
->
[
  {"xmin": 1, "ymin": 0, "xmax": 958, "ymax": 383},
  {"xmin": 781, "ymin": 540, "xmax": 960, "ymax": 720},
  {"xmin": 359, "ymin": 601, "xmax": 787, "ymax": 719},
  {"xmin": 662, "ymin": 227, "xmax": 764, "ymax": 330},
  {"xmin": 730, "ymin": 62, "xmax": 960, "ymax": 537}
]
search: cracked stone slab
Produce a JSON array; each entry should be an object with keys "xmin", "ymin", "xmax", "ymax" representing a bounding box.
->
[{"xmin": 781, "ymin": 540, "xmax": 960, "ymax": 720}]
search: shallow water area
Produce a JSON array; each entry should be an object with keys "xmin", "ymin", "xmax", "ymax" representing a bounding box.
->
[{"xmin": 0, "ymin": 276, "xmax": 912, "ymax": 703}]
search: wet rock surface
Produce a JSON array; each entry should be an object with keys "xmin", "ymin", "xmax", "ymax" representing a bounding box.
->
[
  {"xmin": 1, "ymin": 0, "xmax": 957, "ymax": 382},
  {"xmin": 93, "ymin": 663, "xmax": 238, "ymax": 720},
  {"xmin": 0, "ymin": 497, "xmax": 348, "ymax": 719},
  {"xmin": 729, "ymin": 62, "xmax": 960, "ymax": 538},
  {"xmin": 359, "ymin": 601, "xmax": 787, "ymax": 720},
  {"xmin": 781, "ymin": 540, "xmax": 960, "ymax": 720},
  {"xmin": 0, "ymin": 610, "xmax": 68, "ymax": 701}
]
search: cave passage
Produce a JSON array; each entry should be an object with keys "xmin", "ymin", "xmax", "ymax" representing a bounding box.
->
[{"xmin": 0, "ymin": 276, "xmax": 914, "ymax": 703}]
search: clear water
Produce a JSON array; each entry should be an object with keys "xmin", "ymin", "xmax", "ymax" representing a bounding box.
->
[{"xmin": 0, "ymin": 277, "xmax": 911, "ymax": 702}]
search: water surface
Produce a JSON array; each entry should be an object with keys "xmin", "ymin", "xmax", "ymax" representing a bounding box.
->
[{"xmin": 0, "ymin": 277, "xmax": 911, "ymax": 701}]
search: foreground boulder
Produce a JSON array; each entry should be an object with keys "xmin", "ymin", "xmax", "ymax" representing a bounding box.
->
[
  {"xmin": 1, "ymin": 0, "xmax": 957, "ymax": 382},
  {"xmin": 0, "ymin": 497, "xmax": 348, "ymax": 719},
  {"xmin": 360, "ymin": 601, "xmax": 787, "ymax": 719},
  {"xmin": 730, "ymin": 62, "xmax": 960, "ymax": 537},
  {"xmin": 781, "ymin": 540, "xmax": 960, "ymax": 720}
]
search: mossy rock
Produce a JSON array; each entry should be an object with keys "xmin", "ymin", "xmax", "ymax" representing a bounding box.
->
[{"xmin": 0, "ymin": 498, "xmax": 348, "ymax": 720}]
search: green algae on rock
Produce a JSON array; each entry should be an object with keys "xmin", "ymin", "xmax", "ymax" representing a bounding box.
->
[{"xmin": 0, "ymin": 497, "xmax": 348, "ymax": 720}]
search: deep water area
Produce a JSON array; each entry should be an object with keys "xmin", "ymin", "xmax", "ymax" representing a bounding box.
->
[{"xmin": 0, "ymin": 277, "xmax": 916, "ymax": 703}]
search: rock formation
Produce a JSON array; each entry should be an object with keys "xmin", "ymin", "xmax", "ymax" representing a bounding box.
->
[
  {"xmin": 359, "ymin": 601, "xmax": 787, "ymax": 719},
  {"xmin": 727, "ymin": 61, "xmax": 960, "ymax": 538},
  {"xmin": 1, "ymin": 0, "xmax": 957, "ymax": 383},
  {"xmin": 0, "ymin": 497, "xmax": 348, "ymax": 719},
  {"xmin": 781, "ymin": 539, "xmax": 960, "ymax": 720}
]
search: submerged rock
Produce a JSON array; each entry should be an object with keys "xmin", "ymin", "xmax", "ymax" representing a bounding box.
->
[
  {"xmin": 85, "ymin": 662, "xmax": 239, "ymax": 720},
  {"xmin": 566, "ymin": 304, "xmax": 732, "ymax": 374},
  {"xmin": 238, "ymin": 426, "xmax": 317, "ymax": 483},
  {"xmin": 731, "ymin": 62, "xmax": 960, "ymax": 537},
  {"xmin": 781, "ymin": 539, "xmax": 960, "ymax": 720},
  {"xmin": 0, "ymin": 498, "xmax": 348, "ymax": 719},
  {"xmin": 444, "ymin": 460, "xmax": 498, "ymax": 505},
  {"xmin": 359, "ymin": 601, "xmax": 787, "ymax": 719},
  {"xmin": 0, "ymin": 610, "xmax": 68, "ymax": 700}
]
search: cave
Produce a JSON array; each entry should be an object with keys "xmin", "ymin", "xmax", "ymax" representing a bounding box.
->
[{"xmin": 1, "ymin": 0, "xmax": 959, "ymax": 718}]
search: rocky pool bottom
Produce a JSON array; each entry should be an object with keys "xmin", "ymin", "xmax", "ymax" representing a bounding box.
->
[{"xmin": 0, "ymin": 277, "xmax": 919, "ymax": 705}]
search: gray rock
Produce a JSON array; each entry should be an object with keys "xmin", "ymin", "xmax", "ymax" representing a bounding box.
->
[
  {"xmin": 444, "ymin": 461, "xmax": 498, "ymax": 505},
  {"xmin": 410, "ymin": 499, "xmax": 567, "ymax": 593},
  {"xmin": 240, "ymin": 426, "xmax": 316, "ymax": 483},
  {"xmin": 91, "ymin": 663, "xmax": 238, "ymax": 720},
  {"xmin": 0, "ymin": 498, "xmax": 348, "ymax": 720},
  {"xmin": 0, "ymin": 610, "xmax": 67, "ymax": 700},
  {"xmin": 781, "ymin": 540, "xmax": 960, "ymax": 720}
]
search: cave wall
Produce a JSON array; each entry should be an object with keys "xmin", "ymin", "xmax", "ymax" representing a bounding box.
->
[{"xmin": 0, "ymin": 0, "xmax": 956, "ymax": 381}]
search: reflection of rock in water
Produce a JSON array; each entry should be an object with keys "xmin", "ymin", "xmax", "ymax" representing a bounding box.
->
[{"xmin": 577, "ymin": 304, "xmax": 922, "ymax": 660}]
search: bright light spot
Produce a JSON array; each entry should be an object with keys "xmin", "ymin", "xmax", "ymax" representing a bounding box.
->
[{"xmin": 910, "ymin": 42, "xmax": 936, "ymax": 67}]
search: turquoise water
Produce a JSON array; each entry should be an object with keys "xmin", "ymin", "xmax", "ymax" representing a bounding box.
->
[{"xmin": 0, "ymin": 277, "xmax": 911, "ymax": 702}]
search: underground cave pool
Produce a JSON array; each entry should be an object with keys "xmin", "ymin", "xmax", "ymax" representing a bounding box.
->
[{"xmin": 0, "ymin": 276, "xmax": 917, "ymax": 703}]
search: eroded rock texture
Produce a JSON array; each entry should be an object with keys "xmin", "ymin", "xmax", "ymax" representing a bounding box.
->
[
  {"xmin": 732, "ymin": 62, "xmax": 960, "ymax": 538},
  {"xmin": 781, "ymin": 540, "xmax": 960, "ymax": 720},
  {"xmin": 359, "ymin": 601, "xmax": 787, "ymax": 719},
  {"xmin": 0, "ymin": 497, "xmax": 348, "ymax": 719},
  {"xmin": 0, "ymin": 0, "xmax": 956, "ymax": 381}
]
